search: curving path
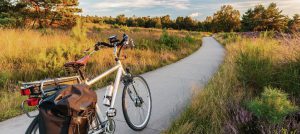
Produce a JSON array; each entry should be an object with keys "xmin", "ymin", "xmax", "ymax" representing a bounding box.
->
[{"xmin": 0, "ymin": 37, "xmax": 225, "ymax": 134}]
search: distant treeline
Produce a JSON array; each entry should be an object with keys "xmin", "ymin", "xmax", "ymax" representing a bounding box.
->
[
  {"xmin": 1, "ymin": 1, "xmax": 299, "ymax": 33},
  {"xmin": 82, "ymin": 3, "xmax": 299, "ymax": 33}
]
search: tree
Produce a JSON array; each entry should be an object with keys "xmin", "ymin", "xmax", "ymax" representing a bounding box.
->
[
  {"xmin": 136, "ymin": 17, "xmax": 145, "ymax": 27},
  {"xmin": 116, "ymin": 14, "xmax": 126, "ymax": 25},
  {"xmin": 0, "ymin": 0, "xmax": 15, "ymax": 27},
  {"xmin": 288, "ymin": 14, "xmax": 300, "ymax": 32},
  {"xmin": 22, "ymin": 0, "xmax": 82, "ymax": 28},
  {"xmin": 183, "ymin": 16, "xmax": 196, "ymax": 30},
  {"xmin": 241, "ymin": 3, "xmax": 288, "ymax": 32},
  {"xmin": 263, "ymin": 3, "xmax": 288, "ymax": 31},
  {"xmin": 126, "ymin": 17, "xmax": 136, "ymax": 27},
  {"xmin": 252, "ymin": 4, "xmax": 265, "ymax": 31},
  {"xmin": 161, "ymin": 15, "xmax": 171, "ymax": 28},
  {"xmin": 211, "ymin": 5, "xmax": 241, "ymax": 32},
  {"xmin": 0, "ymin": 0, "xmax": 26, "ymax": 27},
  {"xmin": 241, "ymin": 9, "xmax": 255, "ymax": 31},
  {"xmin": 175, "ymin": 16, "xmax": 184, "ymax": 30},
  {"xmin": 203, "ymin": 16, "xmax": 213, "ymax": 32}
]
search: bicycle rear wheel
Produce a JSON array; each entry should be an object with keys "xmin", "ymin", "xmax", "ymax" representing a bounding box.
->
[
  {"xmin": 122, "ymin": 75, "xmax": 152, "ymax": 131},
  {"xmin": 25, "ymin": 116, "xmax": 39, "ymax": 134},
  {"xmin": 25, "ymin": 114, "xmax": 102, "ymax": 134}
]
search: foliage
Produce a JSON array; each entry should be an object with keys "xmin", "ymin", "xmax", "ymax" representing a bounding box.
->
[
  {"xmin": 158, "ymin": 29, "xmax": 180, "ymax": 50},
  {"xmin": 211, "ymin": 5, "xmax": 241, "ymax": 32},
  {"xmin": 288, "ymin": 14, "xmax": 300, "ymax": 33},
  {"xmin": 246, "ymin": 87, "xmax": 298, "ymax": 124},
  {"xmin": 81, "ymin": 3, "xmax": 297, "ymax": 33},
  {"xmin": 241, "ymin": 3, "xmax": 288, "ymax": 32},
  {"xmin": 1, "ymin": 1, "xmax": 299, "ymax": 32},
  {"xmin": 0, "ymin": 0, "xmax": 81, "ymax": 28}
]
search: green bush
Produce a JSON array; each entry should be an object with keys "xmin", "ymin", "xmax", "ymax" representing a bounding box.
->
[
  {"xmin": 158, "ymin": 29, "xmax": 180, "ymax": 50},
  {"xmin": 183, "ymin": 34, "xmax": 195, "ymax": 44},
  {"xmin": 246, "ymin": 87, "xmax": 298, "ymax": 124}
]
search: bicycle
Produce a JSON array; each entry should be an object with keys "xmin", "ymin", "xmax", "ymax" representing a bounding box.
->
[{"xmin": 21, "ymin": 34, "xmax": 152, "ymax": 134}]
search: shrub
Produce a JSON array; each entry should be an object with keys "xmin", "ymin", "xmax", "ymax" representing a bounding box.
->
[
  {"xmin": 158, "ymin": 29, "xmax": 180, "ymax": 50},
  {"xmin": 183, "ymin": 34, "xmax": 195, "ymax": 44},
  {"xmin": 246, "ymin": 87, "xmax": 298, "ymax": 124}
]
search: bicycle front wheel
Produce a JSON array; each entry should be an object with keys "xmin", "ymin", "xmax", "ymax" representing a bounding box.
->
[{"xmin": 122, "ymin": 75, "xmax": 152, "ymax": 131}]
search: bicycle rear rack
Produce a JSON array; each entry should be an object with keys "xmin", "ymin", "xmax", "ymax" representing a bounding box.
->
[{"xmin": 21, "ymin": 76, "xmax": 83, "ymax": 118}]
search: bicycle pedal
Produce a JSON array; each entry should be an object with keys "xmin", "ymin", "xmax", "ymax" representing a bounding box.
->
[{"xmin": 106, "ymin": 108, "xmax": 116, "ymax": 117}]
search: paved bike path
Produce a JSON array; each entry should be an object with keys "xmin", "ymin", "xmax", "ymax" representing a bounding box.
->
[{"xmin": 0, "ymin": 37, "xmax": 225, "ymax": 134}]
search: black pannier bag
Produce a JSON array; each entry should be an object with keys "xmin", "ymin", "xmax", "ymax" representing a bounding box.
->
[{"xmin": 38, "ymin": 84, "xmax": 97, "ymax": 134}]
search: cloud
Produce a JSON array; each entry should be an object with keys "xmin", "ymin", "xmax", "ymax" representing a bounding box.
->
[
  {"xmin": 79, "ymin": 0, "xmax": 300, "ymax": 20},
  {"xmin": 219, "ymin": 0, "xmax": 300, "ymax": 16},
  {"xmin": 189, "ymin": 12, "xmax": 201, "ymax": 18},
  {"xmin": 91, "ymin": 0, "xmax": 191, "ymax": 10}
]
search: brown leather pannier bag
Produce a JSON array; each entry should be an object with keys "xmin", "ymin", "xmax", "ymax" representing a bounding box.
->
[{"xmin": 38, "ymin": 84, "xmax": 97, "ymax": 134}]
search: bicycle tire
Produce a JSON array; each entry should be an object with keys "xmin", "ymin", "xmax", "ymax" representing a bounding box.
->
[
  {"xmin": 25, "ymin": 116, "xmax": 39, "ymax": 134},
  {"xmin": 25, "ymin": 113, "xmax": 101, "ymax": 134},
  {"xmin": 122, "ymin": 75, "xmax": 152, "ymax": 131}
]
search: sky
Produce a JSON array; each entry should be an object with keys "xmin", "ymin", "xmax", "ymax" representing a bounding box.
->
[{"xmin": 79, "ymin": 0, "xmax": 300, "ymax": 21}]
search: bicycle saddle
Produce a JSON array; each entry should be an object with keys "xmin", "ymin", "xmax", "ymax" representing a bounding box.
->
[{"xmin": 64, "ymin": 55, "xmax": 90, "ymax": 67}]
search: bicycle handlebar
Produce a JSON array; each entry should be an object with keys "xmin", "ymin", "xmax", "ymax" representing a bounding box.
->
[
  {"xmin": 96, "ymin": 34, "xmax": 128, "ymax": 47},
  {"xmin": 94, "ymin": 33, "xmax": 129, "ymax": 59}
]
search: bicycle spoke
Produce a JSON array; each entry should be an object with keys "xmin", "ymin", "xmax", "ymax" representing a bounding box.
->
[{"xmin": 122, "ymin": 76, "xmax": 151, "ymax": 130}]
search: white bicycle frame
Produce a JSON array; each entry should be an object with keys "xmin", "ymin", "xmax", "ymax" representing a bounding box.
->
[
  {"xmin": 85, "ymin": 59, "xmax": 126, "ymax": 126},
  {"xmin": 83, "ymin": 43, "xmax": 129, "ymax": 133}
]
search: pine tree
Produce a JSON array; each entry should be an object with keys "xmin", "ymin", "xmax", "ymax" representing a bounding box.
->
[
  {"xmin": 22, "ymin": 0, "xmax": 82, "ymax": 28},
  {"xmin": 263, "ymin": 3, "xmax": 288, "ymax": 31},
  {"xmin": 288, "ymin": 14, "xmax": 300, "ymax": 32}
]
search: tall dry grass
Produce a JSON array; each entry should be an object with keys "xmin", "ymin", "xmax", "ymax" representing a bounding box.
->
[{"xmin": 0, "ymin": 27, "xmax": 202, "ymax": 121}]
